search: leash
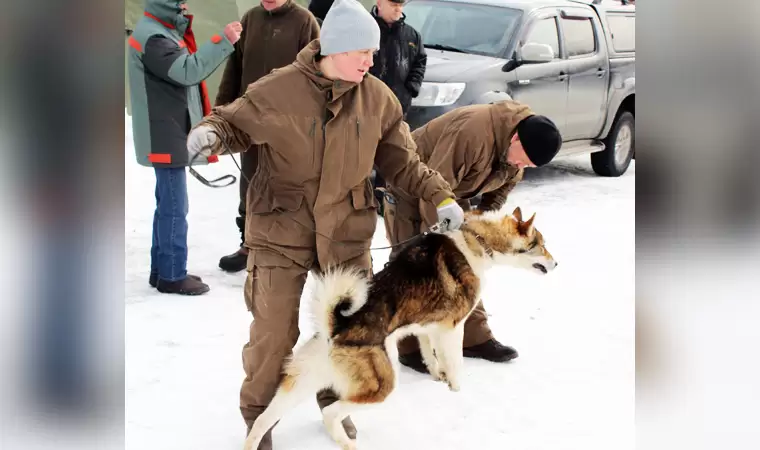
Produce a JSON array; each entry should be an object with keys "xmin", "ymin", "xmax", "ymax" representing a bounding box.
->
[
  {"xmin": 187, "ymin": 139, "xmax": 237, "ymax": 188},
  {"xmin": 187, "ymin": 137, "xmax": 449, "ymax": 252}
]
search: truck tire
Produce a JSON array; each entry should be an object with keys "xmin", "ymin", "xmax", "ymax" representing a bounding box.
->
[{"xmin": 592, "ymin": 111, "xmax": 634, "ymax": 177}]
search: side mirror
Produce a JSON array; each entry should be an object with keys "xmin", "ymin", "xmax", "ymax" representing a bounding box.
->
[
  {"xmin": 502, "ymin": 59, "xmax": 519, "ymax": 72},
  {"xmin": 520, "ymin": 43, "xmax": 555, "ymax": 64}
]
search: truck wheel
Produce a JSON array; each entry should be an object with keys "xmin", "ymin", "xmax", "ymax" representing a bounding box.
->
[{"xmin": 592, "ymin": 111, "xmax": 634, "ymax": 177}]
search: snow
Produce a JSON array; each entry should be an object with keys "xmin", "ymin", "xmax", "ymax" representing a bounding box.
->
[{"xmin": 125, "ymin": 111, "xmax": 634, "ymax": 450}]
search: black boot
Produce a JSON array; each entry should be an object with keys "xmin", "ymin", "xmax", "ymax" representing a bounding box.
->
[
  {"xmin": 149, "ymin": 272, "xmax": 202, "ymax": 288},
  {"xmin": 156, "ymin": 276, "xmax": 210, "ymax": 295},
  {"xmin": 219, "ymin": 247, "xmax": 248, "ymax": 273},
  {"xmin": 463, "ymin": 339, "xmax": 519, "ymax": 362},
  {"xmin": 399, "ymin": 351, "xmax": 430, "ymax": 374}
]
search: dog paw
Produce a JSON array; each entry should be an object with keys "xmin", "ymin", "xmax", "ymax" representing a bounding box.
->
[
  {"xmin": 342, "ymin": 440, "xmax": 357, "ymax": 450},
  {"xmin": 242, "ymin": 433, "xmax": 262, "ymax": 450},
  {"xmin": 447, "ymin": 379, "xmax": 461, "ymax": 392}
]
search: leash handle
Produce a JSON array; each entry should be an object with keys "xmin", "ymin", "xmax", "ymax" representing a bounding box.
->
[
  {"xmin": 188, "ymin": 167, "xmax": 237, "ymax": 188},
  {"xmin": 186, "ymin": 138, "xmax": 238, "ymax": 188}
]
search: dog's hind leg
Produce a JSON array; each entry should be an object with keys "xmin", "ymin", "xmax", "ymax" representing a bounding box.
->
[
  {"xmin": 244, "ymin": 338, "xmax": 330, "ymax": 450},
  {"xmin": 431, "ymin": 324, "xmax": 465, "ymax": 392},
  {"xmin": 242, "ymin": 374, "xmax": 314, "ymax": 450},
  {"xmin": 321, "ymin": 400, "xmax": 366, "ymax": 450},
  {"xmin": 324, "ymin": 346, "xmax": 396, "ymax": 448}
]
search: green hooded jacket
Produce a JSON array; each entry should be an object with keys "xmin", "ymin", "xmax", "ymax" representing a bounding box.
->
[{"xmin": 127, "ymin": 0, "xmax": 235, "ymax": 168}]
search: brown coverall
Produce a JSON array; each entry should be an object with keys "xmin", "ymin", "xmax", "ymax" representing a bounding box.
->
[{"xmin": 196, "ymin": 40, "xmax": 454, "ymax": 430}]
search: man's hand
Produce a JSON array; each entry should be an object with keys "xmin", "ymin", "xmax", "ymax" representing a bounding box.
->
[
  {"xmin": 224, "ymin": 22, "xmax": 243, "ymax": 45},
  {"xmin": 436, "ymin": 198, "xmax": 465, "ymax": 232},
  {"xmin": 187, "ymin": 125, "xmax": 218, "ymax": 159}
]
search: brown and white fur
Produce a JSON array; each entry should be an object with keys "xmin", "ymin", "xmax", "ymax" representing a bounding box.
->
[{"xmin": 242, "ymin": 207, "xmax": 557, "ymax": 450}]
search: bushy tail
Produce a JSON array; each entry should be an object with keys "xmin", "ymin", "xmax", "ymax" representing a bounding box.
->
[{"xmin": 311, "ymin": 267, "xmax": 369, "ymax": 339}]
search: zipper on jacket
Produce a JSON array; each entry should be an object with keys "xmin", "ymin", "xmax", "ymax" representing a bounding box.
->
[
  {"xmin": 356, "ymin": 119, "xmax": 360, "ymax": 138},
  {"xmin": 309, "ymin": 118, "xmax": 316, "ymax": 137}
]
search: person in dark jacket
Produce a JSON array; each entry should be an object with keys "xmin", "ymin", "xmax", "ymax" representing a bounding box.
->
[
  {"xmin": 369, "ymin": 0, "xmax": 426, "ymax": 116},
  {"xmin": 369, "ymin": 0, "xmax": 427, "ymax": 213},
  {"xmin": 308, "ymin": 0, "xmax": 334, "ymax": 25},
  {"xmin": 215, "ymin": 0, "xmax": 320, "ymax": 273},
  {"xmin": 127, "ymin": 0, "xmax": 241, "ymax": 295}
]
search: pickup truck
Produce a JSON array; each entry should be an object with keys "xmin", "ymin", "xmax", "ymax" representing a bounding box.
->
[{"xmin": 403, "ymin": 0, "xmax": 635, "ymax": 176}]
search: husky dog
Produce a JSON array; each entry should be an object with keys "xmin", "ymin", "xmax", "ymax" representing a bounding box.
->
[{"xmin": 243, "ymin": 207, "xmax": 557, "ymax": 450}]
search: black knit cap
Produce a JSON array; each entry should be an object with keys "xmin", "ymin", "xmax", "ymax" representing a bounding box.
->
[{"xmin": 515, "ymin": 115, "xmax": 562, "ymax": 166}]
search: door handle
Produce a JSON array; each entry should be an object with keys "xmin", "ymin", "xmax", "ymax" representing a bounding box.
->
[
  {"xmin": 597, "ymin": 68, "xmax": 607, "ymax": 77},
  {"xmin": 558, "ymin": 72, "xmax": 568, "ymax": 81}
]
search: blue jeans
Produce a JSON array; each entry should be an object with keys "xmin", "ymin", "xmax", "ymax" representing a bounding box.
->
[{"xmin": 150, "ymin": 167, "xmax": 189, "ymax": 282}]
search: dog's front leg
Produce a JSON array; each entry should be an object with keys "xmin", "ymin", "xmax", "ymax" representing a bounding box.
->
[{"xmin": 432, "ymin": 324, "xmax": 465, "ymax": 392}]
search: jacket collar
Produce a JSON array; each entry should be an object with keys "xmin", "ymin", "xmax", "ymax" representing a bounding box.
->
[
  {"xmin": 371, "ymin": 6, "xmax": 406, "ymax": 32},
  {"xmin": 143, "ymin": 10, "xmax": 193, "ymax": 37},
  {"xmin": 294, "ymin": 40, "xmax": 361, "ymax": 103},
  {"xmin": 489, "ymin": 102, "xmax": 534, "ymax": 164},
  {"xmin": 264, "ymin": 0, "xmax": 296, "ymax": 17},
  {"xmin": 144, "ymin": 0, "xmax": 188, "ymax": 32}
]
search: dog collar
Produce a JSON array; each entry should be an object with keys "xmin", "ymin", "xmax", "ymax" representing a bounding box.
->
[
  {"xmin": 474, "ymin": 233, "xmax": 494, "ymax": 258},
  {"xmin": 462, "ymin": 225, "xmax": 493, "ymax": 257}
]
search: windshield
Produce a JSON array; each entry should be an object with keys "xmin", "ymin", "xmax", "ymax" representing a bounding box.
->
[{"xmin": 404, "ymin": 0, "xmax": 523, "ymax": 58}]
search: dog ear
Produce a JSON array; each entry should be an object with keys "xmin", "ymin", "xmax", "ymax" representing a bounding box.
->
[
  {"xmin": 519, "ymin": 213, "xmax": 536, "ymax": 236},
  {"xmin": 512, "ymin": 206, "xmax": 523, "ymax": 222}
]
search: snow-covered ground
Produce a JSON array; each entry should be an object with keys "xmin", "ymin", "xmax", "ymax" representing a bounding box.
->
[{"xmin": 125, "ymin": 112, "xmax": 634, "ymax": 450}]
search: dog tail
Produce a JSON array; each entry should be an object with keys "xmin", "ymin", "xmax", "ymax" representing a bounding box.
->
[{"xmin": 311, "ymin": 267, "xmax": 369, "ymax": 339}]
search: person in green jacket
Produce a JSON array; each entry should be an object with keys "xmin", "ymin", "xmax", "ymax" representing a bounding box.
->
[{"xmin": 127, "ymin": 0, "xmax": 241, "ymax": 295}]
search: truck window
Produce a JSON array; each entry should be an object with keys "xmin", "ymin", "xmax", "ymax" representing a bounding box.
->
[
  {"xmin": 606, "ymin": 14, "xmax": 635, "ymax": 52},
  {"xmin": 524, "ymin": 17, "xmax": 560, "ymax": 60},
  {"xmin": 562, "ymin": 17, "xmax": 597, "ymax": 57},
  {"xmin": 404, "ymin": 0, "xmax": 523, "ymax": 58}
]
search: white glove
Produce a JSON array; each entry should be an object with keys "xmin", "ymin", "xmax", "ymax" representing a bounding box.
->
[
  {"xmin": 436, "ymin": 199, "xmax": 465, "ymax": 232},
  {"xmin": 187, "ymin": 125, "xmax": 218, "ymax": 159}
]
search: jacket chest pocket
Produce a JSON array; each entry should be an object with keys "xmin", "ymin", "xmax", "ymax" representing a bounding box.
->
[{"xmin": 343, "ymin": 116, "xmax": 380, "ymax": 186}]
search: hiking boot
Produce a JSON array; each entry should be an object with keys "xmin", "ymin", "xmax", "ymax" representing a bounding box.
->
[
  {"xmin": 156, "ymin": 276, "xmax": 210, "ymax": 295},
  {"xmin": 462, "ymin": 339, "xmax": 519, "ymax": 363},
  {"xmin": 400, "ymin": 339, "xmax": 518, "ymax": 373},
  {"xmin": 399, "ymin": 351, "xmax": 430, "ymax": 374},
  {"xmin": 149, "ymin": 272, "xmax": 202, "ymax": 288},
  {"xmin": 245, "ymin": 422, "xmax": 273, "ymax": 450},
  {"xmin": 317, "ymin": 389, "xmax": 357, "ymax": 440},
  {"xmin": 219, "ymin": 247, "xmax": 248, "ymax": 273}
]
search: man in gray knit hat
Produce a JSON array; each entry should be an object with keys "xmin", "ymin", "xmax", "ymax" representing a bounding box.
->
[{"xmin": 187, "ymin": 0, "xmax": 463, "ymax": 448}]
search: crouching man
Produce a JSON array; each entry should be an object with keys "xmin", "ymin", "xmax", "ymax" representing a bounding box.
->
[{"xmin": 383, "ymin": 100, "xmax": 562, "ymax": 372}]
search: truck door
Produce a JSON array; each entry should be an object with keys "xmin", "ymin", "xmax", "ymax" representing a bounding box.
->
[
  {"xmin": 559, "ymin": 7, "xmax": 610, "ymax": 140},
  {"xmin": 509, "ymin": 10, "xmax": 568, "ymax": 136}
]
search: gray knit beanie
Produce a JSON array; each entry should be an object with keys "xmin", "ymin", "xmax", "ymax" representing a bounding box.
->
[{"xmin": 320, "ymin": 0, "xmax": 380, "ymax": 55}]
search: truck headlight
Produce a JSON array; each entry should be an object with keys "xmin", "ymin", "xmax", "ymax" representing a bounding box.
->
[{"xmin": 412, "ymin": 82, "xmax": 466, "ymax": 107}]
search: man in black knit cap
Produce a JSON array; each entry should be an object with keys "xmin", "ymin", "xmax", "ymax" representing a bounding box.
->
[{"xmin": 381, "ymin": 100, "xmax": 562, "ymax": 372}]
